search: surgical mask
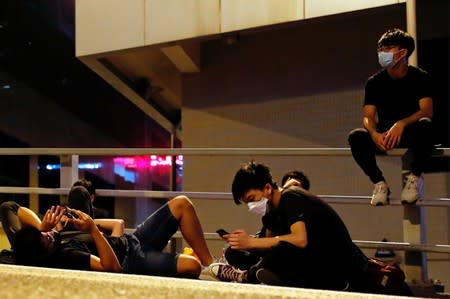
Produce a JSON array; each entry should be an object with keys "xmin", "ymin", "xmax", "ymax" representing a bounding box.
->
[
  {"xmin": 247, "ymin": 197, "xmax": 269, "ymax": 216},
  {"xmin": 378, "ymin": 51, "xmax": 395, "ymax": 68}
]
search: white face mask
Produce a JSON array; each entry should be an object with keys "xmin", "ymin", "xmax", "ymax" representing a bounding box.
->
[
  {"xmin": 247, "ymin": 197, "xmax": 269, "ymax": 216},
  {"xmin": 378, "ymin": 51, "xmax": 395, "ymax": 68}
]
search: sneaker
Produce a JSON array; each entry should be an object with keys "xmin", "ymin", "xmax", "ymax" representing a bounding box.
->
[
  {"xmin": 255, "ymin": 268, "xmax": 284, "ymax": 286},
  {"xmin": 209, "ymin": 263, "xmax": 247, "ymax": 282},
  {"xmin": 401, "ymin": 174, "xmax": 424, "ymax": 204},
  {"xmin": 371, "ymin": 181, "xmax": 390, "ymax": 206}
]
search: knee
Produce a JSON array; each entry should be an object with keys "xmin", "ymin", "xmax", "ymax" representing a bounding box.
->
[
  {"xmin": 418, "ymin": 117, "xmax": 432, "ymax": 123},
  {"xmin": 0, "ymin": 201, "xmax": 20, "ymax": 218},
  {"xmin": 176, "ymin": 254, "xmax": 202, "ymax": 279},
  {"xmin": 348, "ymin": 128, "xmax": 368, "ymax": 145},
  {"xmin": 168, "ymin": 195, "xmax": 194, "ymax": 217},
  {"xmin": 417, "ymin": 117, "xmax": 433, "ymax": 131}
]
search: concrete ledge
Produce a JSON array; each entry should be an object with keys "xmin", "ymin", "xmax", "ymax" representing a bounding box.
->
[{"xmin": 0, "ymin": 264, "xmax": 423, "ymax": 299}]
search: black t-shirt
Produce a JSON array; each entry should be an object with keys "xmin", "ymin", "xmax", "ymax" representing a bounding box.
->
[
  {"xmin": 49, "ymin": 232, "xmax": 129, "ymax": 271},
  {"xmin": 364, "ymin": 66, "xmax": 432, "ymax": 132},
  {"xmin": 262, "ymin": 187, "xmax": 362, "ymax": 269}
]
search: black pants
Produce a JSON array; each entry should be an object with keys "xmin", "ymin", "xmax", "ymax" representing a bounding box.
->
[
  {"xmin": 0, "ymin": 201, "xmax": 22, "ymax": 249},
  {"xmin": 348, "ymin": 119, "xmax": 434, "ymax": 184},
  {"xmin": 224, "ymin": 246, "xmax": 266, "ymax": 270},
  {"xmin": 228, "ymin": 241, "xmax": 351, "ymax": 290}
]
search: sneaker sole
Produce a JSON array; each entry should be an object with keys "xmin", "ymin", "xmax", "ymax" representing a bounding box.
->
[
  {"xmin": 370, "ymin": 188, "xmax": 391, "ymax": 206},
  {"xmin": 371, "ymin": 197, "xmax": 390, "ymax": 207},
  {"xmin": 401, "ymin": 199, "xmax": 419, "ymax": 205}
]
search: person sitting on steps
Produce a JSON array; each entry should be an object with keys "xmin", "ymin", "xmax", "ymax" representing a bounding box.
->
[{"xmin": 348, "ymin": 28, "xmax": 434, "ymax": 206}]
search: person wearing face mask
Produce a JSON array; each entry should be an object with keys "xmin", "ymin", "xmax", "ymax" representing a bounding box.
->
[
  {"xmin": 209, "ymin": 162, "xmax": 369, "ymax": 292},
  {"xmin": 348, "ymin": 28, "xmax": 434, "ymax": 206},
  {"xmin": 219, "ymin": 170, "xmax": 311, "ymax": 271}
]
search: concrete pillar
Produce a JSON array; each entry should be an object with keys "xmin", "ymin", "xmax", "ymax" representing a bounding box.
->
[
  {"xmin": 28, "ymin": 155, "xmax": 39, "ymax": 211},
  {"xmin": 60, "ymin": 155, "xmax": 79, "ymax": 205}
]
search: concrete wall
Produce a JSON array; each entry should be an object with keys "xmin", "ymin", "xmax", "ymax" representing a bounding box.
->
[{"xmin": 75, "ymin": 0, "xmax": 406, "ymax": 56}]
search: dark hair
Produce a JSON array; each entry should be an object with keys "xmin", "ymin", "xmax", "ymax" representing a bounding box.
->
[
  {"xmin": 13, "ymin": 226, "xmax": 50, "ymax": 266},
  {"xmin": 281, "ymin": 170, "xmax": 310, "ymax": 190},
  {"xmin": 231, "ymin": 162, "xmax": 277, "ymax": 205},
  {"xmin": 377, "ymin": 28, "xmax": 415, "ymax": 58},
  {"xmin": 68, "ymin": 185, "xmax": 94, "ymax": 217},
  {"xmin": 73, "ymin": 178, "xmax": 96, "ymax": 196}
]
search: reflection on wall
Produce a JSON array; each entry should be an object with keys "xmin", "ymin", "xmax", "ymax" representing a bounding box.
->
[{"xmin": 42, "ymin": 155, "xmax": 183, "ymax": 189}]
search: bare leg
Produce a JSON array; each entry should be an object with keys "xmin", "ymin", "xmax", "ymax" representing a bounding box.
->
[{"xmin": 168, "ymin": 196, "xmax": 213, "ymax": 267}]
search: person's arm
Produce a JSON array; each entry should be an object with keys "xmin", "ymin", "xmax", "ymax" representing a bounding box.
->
[
  {"xmin": 94, "ymin": 219, "xmax": 125, "ymax": 237},
  {"xmin": 226, "ymin": 221, "xmax": 307, "ymax": 250},
  {"xmin": 69, "ymin": 210, "xmax": 121, "ymax": 272},
  {"xmin": 17, "ymin": 206, "xmax": 64, "ymax": 232},
  {"xmin": 363, "ymin": 104, "xmax": 387, "ymax": 151},
  {"xmin": 363, "ymin": 104, "xmax": 378, "ymax": 135},
  {"xmin": 384, "ymin": 97, "xmax": 433, "ymax": 149},
  {"xmin": 282, "ymin": 178, "xmax": 301, "ymax": 189},
  {"xmin": 398, "ymin": 97, "xmax": 433, "ymax": 126}
]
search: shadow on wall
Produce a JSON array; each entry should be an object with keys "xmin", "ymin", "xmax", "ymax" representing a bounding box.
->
[{"xmin": 184, "ymin": 5, "xmax": 406, "ymax": 108}]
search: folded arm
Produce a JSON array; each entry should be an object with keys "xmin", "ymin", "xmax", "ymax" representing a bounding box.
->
[
  {"xmin": 226, "ymin": 221, "xmax": 307, "ymax": 250},
  {"xmin": 94, "ymin": 218, "xmax": 125, "ymax": 237},
  {"xmin": 69, "ymin": 209, "xmax": 121, "ymax": 272},
  {"xmin": 17, "ymin": 206, "xmax": 64, "ymax": 232},
  {"xmin": 385, "ymin": 97, "xmax": 433, "ymax": 149}
]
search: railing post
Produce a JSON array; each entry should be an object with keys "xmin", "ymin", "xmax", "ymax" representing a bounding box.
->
[
  {"xmin": 28, "ymin": 155, "xmax": 39, "ymax": 211},
  {"xmin": 402, "ymin": 149, "xmax": 428, "ymax": 282},
  {"xmin": 59, "ymin": 155, "xmax": 79, "ymax": 205}
]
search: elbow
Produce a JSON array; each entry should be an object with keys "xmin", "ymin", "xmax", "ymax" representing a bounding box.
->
[
  {"xmin": 112, "ymin": 264, "xmax": 121, "ymax": 273},
  {"xmin": 114, "ymin": 219, "xmax": 125, "ymax": 236},
  {"xmin": 104, "ymin": 262, "xmax": 121, "ymax": 273},
  {"xmin": 290, "ymin": 238, "xmax": 307, "ymax": 249},
  {"xmin": 117, "ymin": 219, "xmax": 125, "ymax": 231},
  {"xmin": 297, "ymin": 239, "xmax": 307, "ymax": 248}
]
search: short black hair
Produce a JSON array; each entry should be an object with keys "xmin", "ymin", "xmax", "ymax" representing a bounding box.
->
[
  {"xmin": 281, "ymin": 170, "xmax": 310, "ymax": 190},
  {"xmin": 73, "ymin": 178, "xmax": 96, "ymax": 196},
  {"xmin": 14, "ymin": 226, "xmax": 49, "ymax": 266},
  {"xmin": 231, "ymin": 162, "xmax": 277, "ymax": 205},
  {"xmin": 377, "ymin": 28, "xmax": 415, "ymax": 58},
  {"xmin": 68, "ymin": 185, "xmax": 94, "ymax": 217}
]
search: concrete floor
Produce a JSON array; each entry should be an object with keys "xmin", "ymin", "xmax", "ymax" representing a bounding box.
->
[{"xmin": 0, "ymin": 264, "xmax": 428, "ymax": 299}]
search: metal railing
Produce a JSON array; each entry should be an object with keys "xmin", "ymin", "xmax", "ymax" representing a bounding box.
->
[{"xmin": 0, "ymin": 147, "xmax": 449, "ymax": 282}]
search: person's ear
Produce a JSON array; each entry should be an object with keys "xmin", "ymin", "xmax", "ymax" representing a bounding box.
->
[
  {"xmin": 398, "ymin": 48, "xmax": 408, "ymax": 60},
  {"xmin": 264, "ymin": 183, "xmax": 272, "ymax": 195}
]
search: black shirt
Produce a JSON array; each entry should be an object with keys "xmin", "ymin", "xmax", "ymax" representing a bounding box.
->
[
  {"xmin": 49, "ymin": 231, "xmax": 129, "ymax": 271},
  {"xmin": 364, "ymin": 66, "xmax": 432, "ymax": 132},
  {"xmin": 262, "ymin": 187, "xmax": 363, "ymax": 269}
]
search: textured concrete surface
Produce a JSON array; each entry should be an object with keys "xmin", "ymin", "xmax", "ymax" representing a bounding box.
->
[{"xmin": 0, "ymin": 264, "xmax": 426, "ymax": 299}]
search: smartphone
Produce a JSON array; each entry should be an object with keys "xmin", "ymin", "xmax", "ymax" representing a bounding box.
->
[
  {"xmin": 65, "ymin": 207, "xmax": 77, "ymax": 219},
  {"xmin": 216, "ymin": 228, "xmax": 229, "ymax": 237}
]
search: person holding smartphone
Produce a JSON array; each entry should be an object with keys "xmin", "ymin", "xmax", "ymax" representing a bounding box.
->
[
  {"xmin": 219, "ymin": 170, "xmax": 311, "ymax": 270},
  {"xmin": 13, "ymin": 191, "xmax": 213, "ymax": 279},
  {"xmin": 209, "ymin": 162, "xmax": 368, "ymax": 291}
]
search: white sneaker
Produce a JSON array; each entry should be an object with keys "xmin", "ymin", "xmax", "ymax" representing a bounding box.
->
[
  {"xmin": 401, "ymin": 174, "xmax": 424, "ymax": 204},
  {"xmin": 371, "ymin": 181, "xmax": 390, "ymax": 206}
]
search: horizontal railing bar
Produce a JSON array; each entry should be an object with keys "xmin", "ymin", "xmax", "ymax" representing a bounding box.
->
[
  {"xmin": 353, "ymin": 240, "xmax": 450, "ymax": 254},
  {"xmin": 169, "ymin": 232, "xmax": 450, "ymax": 254},
  {"xmin": 1, "ymin": 187, "xmax": 449, "ymax": 207},
  {"xmin": 0, "ymin": 147, "xmax": 448, "ymax": 156}
]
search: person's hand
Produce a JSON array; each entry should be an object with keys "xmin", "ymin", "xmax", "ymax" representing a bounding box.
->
[
  {"xmin": 227, "ymin": 229, "xmax": 253, "ymax": 250},
  {"xmin": 67, "ymin": 209, "xmax": 97, "ymax": 233},
  {"xmin": 370, "ymin": 131, "xmax": 388, "ymax": 152},
  {"xmin": 384, "ymin": 121, "xmax": 405, "ymax": 150},
  {"xmin": 40, "ymin": 206, "xmax": 65, "ymax": 232},
  {"xmin": 283, "ymin": 178, "xmax": 301, "ymax": 189}
]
